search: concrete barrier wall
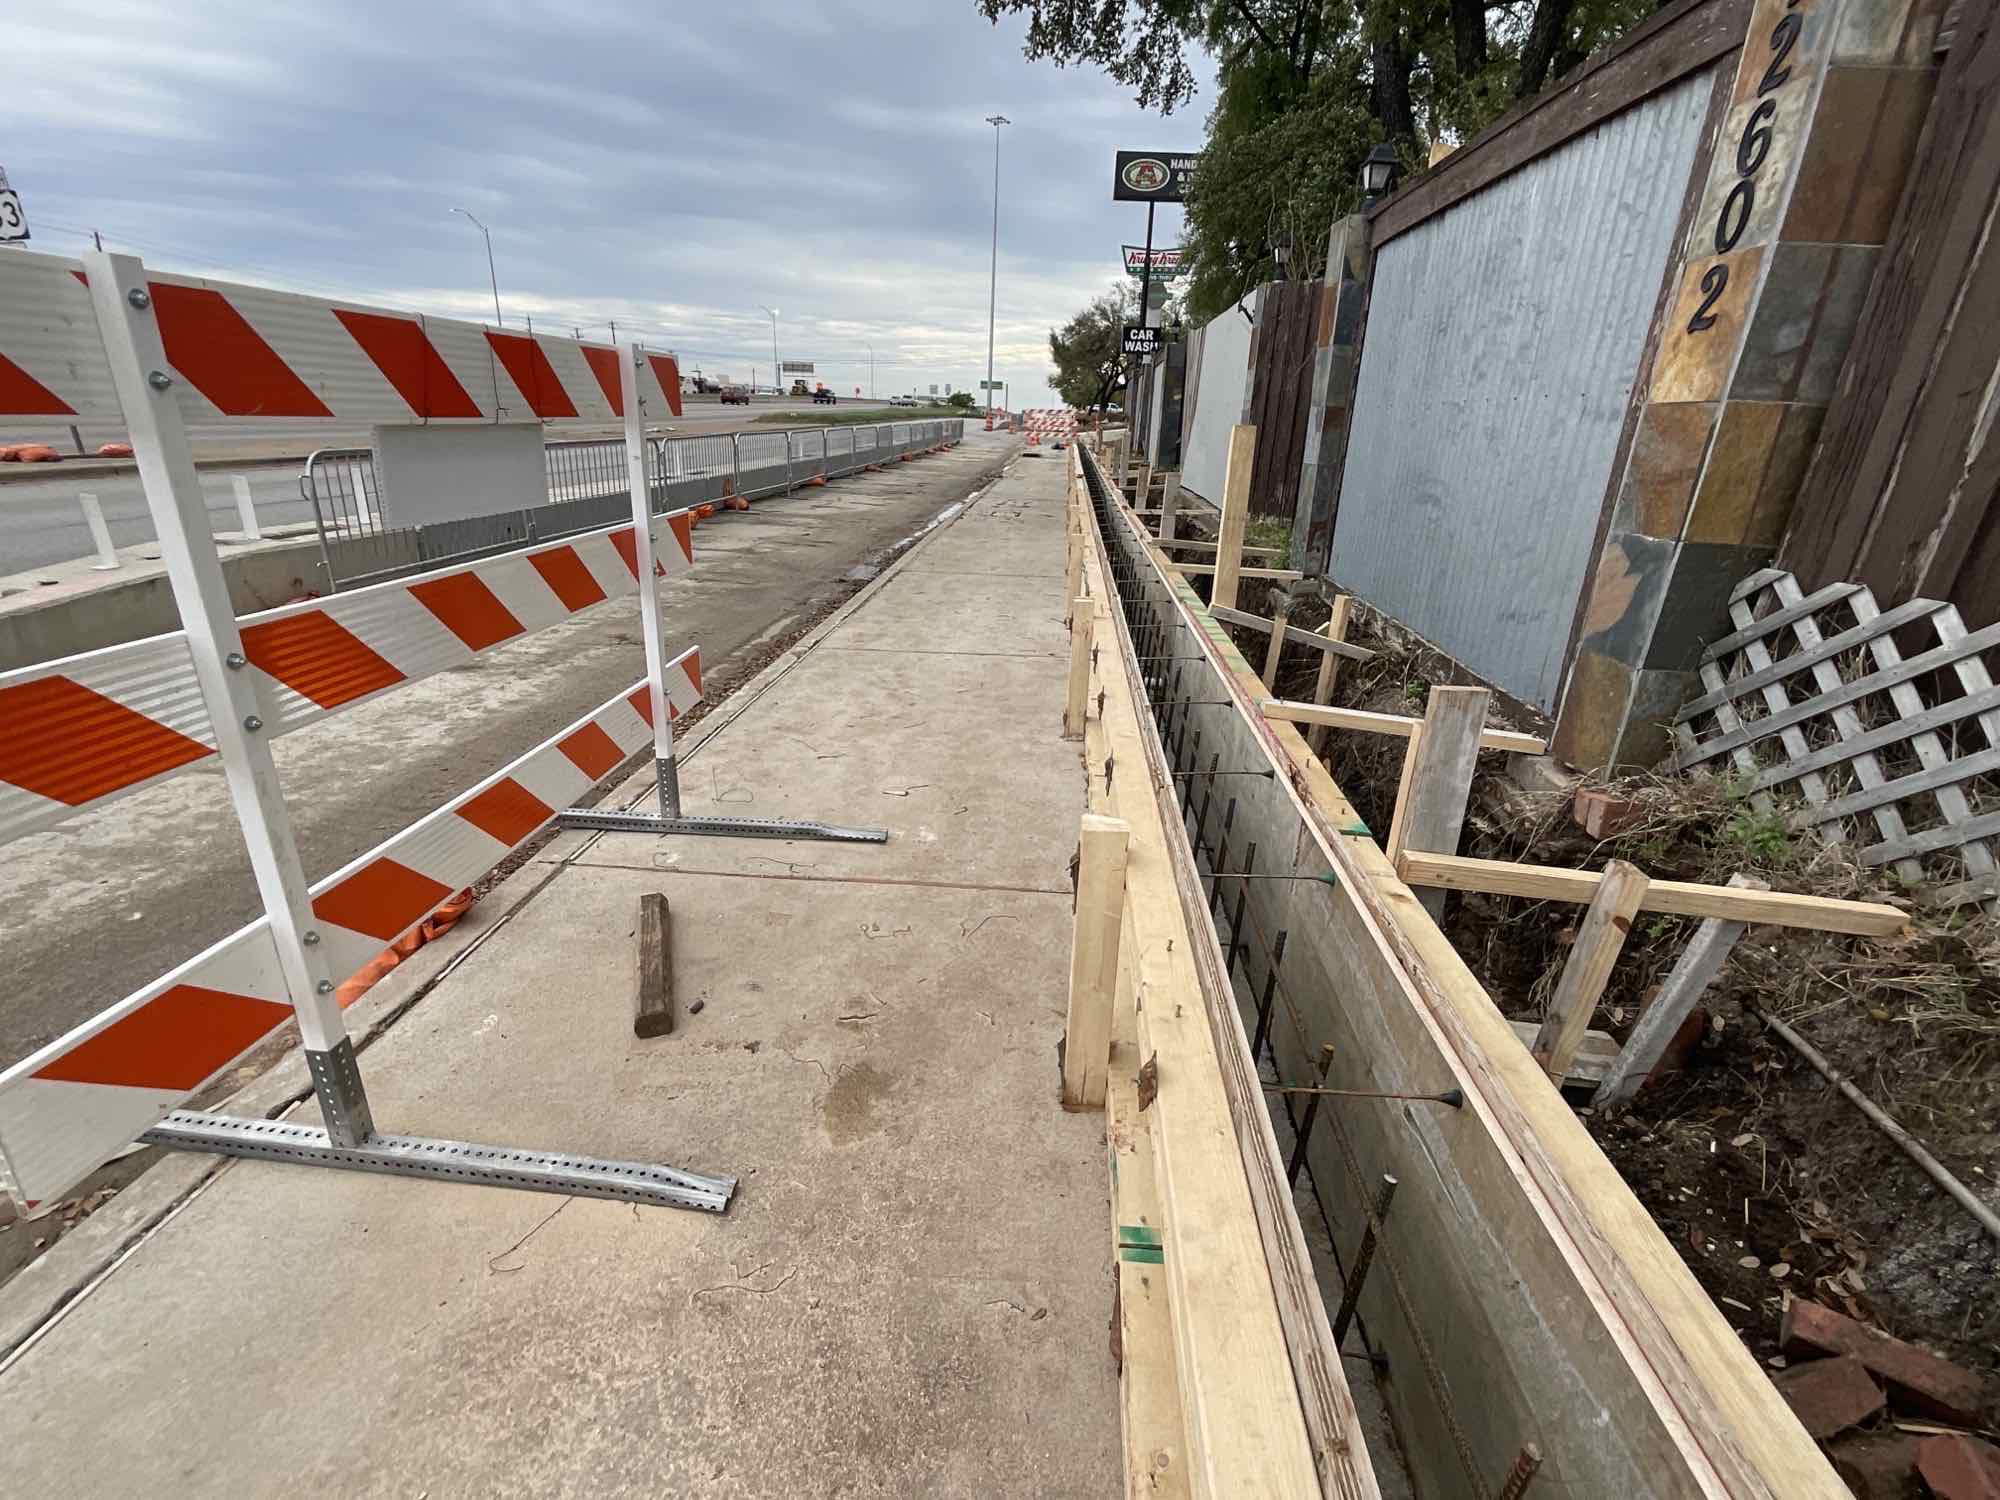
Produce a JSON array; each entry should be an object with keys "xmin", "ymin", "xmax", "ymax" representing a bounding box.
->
[{"xmin": 0, "ymin": 534, "xmax": 415, "ymax": 672}]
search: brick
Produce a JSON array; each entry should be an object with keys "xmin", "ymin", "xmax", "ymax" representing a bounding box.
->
[
  {"xmin": 1828, "ymin": 1432, "xmax": 1922, "ymax": 1499},
  {"xmin": 1782, "ymin": 1299, "xmax": 1992, "ymax": 1426},
  {"xmin": 1774, "ymin": 1354, "xmax": 1885, "ymax": 1438},
  {"xmin": 1573, "ymin": 787, "xmax": 1644, "ymax": 839},
  {"xmin": 1918, "ymin": 1434, "xmax": 2000, "ymax": 1500}
]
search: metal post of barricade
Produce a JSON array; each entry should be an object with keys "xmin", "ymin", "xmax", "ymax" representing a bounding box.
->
[
  {"xmin": 554, "ymin": 362, "xmax": 887, "ymax": 848},
  {"xmin": 731, "ymin": 432, "xmax": 741, "ymax": 500},
  {"xmin": 84, "ymin": 250, "xmax": 373, "ymax": 1146}
]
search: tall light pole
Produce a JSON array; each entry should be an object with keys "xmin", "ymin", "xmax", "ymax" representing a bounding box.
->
[
  {"xmin": 984, "ymin": 115, "xmax": 1009, "ymax": 429},
  {"xmin": 865, "ymin": 341, "xmax": 876, "ymax": 401},
  {"xmin": 451, "ymin": 208, "xmax": 502, "ymax": 327},
  {"xmin": 759, "ymin": 305, "xmax": 780, "ymax": 395}
]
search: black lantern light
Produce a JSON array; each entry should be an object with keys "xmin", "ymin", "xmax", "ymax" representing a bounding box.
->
[{"xmin": 1360, "ymin": 143, "xmax": 1400, "ymax": 206}]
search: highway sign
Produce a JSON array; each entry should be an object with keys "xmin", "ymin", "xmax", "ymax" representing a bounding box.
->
[
  {"xmin": 780, "ymin": 360, "xmax": 814, "ymax": 374},
  {"xmin": 1113, "ymin": 151, "xmax": 1195, "ymax": 203},
  {"xmin": 0, "ymin": 168, "xmax": 28, "ymax": 243},
  {"xmin": 980, "ymin": 380, "xmax": 1003, "ymax": 390},
  {"xmin": 1121, "ymin": 325, "xmax": 1162, "ymax": 357}
]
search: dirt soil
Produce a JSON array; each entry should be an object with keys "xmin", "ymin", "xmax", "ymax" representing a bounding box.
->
[{"xmin": 1223, "ymin": 581, "xmax": 1999, "ymax": 1390}]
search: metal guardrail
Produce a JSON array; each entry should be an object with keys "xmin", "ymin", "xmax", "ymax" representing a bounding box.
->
[{"xmin": 302, "ymin": 417, "xmax": 964, "ymax": 591}]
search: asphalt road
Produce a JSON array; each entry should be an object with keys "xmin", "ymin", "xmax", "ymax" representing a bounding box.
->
[
  {"xmin": 0, "ymin": 430, "xmax": 1022, "ymax": 1070},
  {"xmin": 0, "ymin": 396, "xmax": 941, "ymax": 574}
]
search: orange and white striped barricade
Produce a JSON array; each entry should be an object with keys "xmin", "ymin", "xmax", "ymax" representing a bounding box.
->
[{"xmin": 0, "ymin": 257, "xmax": 725, "ymax": 1217}]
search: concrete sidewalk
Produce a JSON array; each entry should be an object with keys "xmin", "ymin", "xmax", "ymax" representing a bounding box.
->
[{"xmin": 0, "ymin": 449, "xmax": 1116, "ymax": 1496}]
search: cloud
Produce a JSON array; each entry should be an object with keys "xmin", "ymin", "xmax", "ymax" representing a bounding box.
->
[{"xmin": 0, "ymin": 0, "xmax": 1212, "ymax": 406}]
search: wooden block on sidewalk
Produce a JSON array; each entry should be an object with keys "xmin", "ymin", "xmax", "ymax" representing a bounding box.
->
[{"xmin": 634, "ymin": 892, "xmax": 674, "ymax": 1038}]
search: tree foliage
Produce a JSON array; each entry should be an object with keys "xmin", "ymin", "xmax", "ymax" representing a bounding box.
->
[
  {"xmin": 981, "ymin": 0, "xmax": 1655, "ymax": 320},
  {"xmin": 1048, "ymin": 284, "xmax": 1134, "ymax": 413}
]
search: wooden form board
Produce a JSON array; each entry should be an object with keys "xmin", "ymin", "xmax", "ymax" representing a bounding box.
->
[
  {"xmin": 1262, "ymin": 698, "xmax": 1546, "ymax": 755},
  {"xmin": 1072, "ymin": 456, "xmax": 1378, "ymax": 1500},
  {"xmin": 1396, "ymin": 852, "xmax": 1904, "ymax": 937},
  {"xmin": 1082, "ymin": 446, "xmax": 1847, "ymax": 1499}
]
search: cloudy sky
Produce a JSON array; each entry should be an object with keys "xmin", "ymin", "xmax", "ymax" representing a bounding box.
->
[{"xmin": 8, "ymin": 0, "xmax": 1210, "ymax": 410}]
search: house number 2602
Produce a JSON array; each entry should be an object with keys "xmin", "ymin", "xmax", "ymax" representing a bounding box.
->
[{"xmin": 1687, "ymin": 2, "xmax": 1802, "ymax": 335}]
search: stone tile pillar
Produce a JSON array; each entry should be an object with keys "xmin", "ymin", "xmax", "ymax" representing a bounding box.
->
[
  {"xmin": 1555, "ymin": 0, "xmax": 1944, "ymax": 769},
  {"xmin": 1291, "ymin": 215, "xmax": 1372, "ymax": 573}
]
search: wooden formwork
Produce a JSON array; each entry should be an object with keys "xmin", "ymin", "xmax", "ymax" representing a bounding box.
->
[{"xmin": 1066, "ymin": 442, "xmax": 1854, "ymax": 1499}]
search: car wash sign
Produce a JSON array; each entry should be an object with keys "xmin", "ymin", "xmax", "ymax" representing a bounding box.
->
[{"xmin": 1113, "ymin": 151, "xmax": 1194, "ymax": 203}]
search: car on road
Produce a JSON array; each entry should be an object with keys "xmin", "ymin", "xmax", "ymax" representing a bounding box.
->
[
  {"xmin": 720, "ymin": 385, "xmax": 750, "ymax": 405},
  {"xmin": 812, "ymin": 387, "xmax": 836, "ymax": 404}
]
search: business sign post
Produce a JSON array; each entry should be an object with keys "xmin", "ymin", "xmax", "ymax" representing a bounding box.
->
[{"xmin": 1114, "ymin": 149, "xmax": 1193, "ymax": 426}]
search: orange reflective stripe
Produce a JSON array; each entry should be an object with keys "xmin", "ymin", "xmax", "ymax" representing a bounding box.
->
[
  {"xmin": 527, "ymin": 545, "xmax": 607, "ymax": 612},
  {"xmin": 34, "ymin": 984, "xmax": 291, "ymax": 1091},
  {"xmin": 408, "ymin": 571, "xmax": 525, "ymax": 652},
  {"xmin": 0, "ymin": 676, "xmax": 211, "ymax": 805},
  {"xmin": 312, "ymin": 857, "xmax": 454, "ymax": 942},
  {"xmin": 558, "ymin": 722, "xmax": 624, "ymax": 780},
  {"xmin": 457, "ymin": 777, "xmax": 554, "ymax": 847},
  {"xmin": 240, "ymin": 610, "xmax": 405, "ymax": 710}
]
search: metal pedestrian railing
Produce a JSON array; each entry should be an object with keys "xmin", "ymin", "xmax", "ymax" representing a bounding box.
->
[{"xmin": 302, "ymin": 417, "xmax": 965, "ymax": 591}]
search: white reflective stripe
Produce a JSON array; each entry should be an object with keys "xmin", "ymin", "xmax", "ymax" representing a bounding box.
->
[
  {"xmin": 382, "ymin": 808, "xmax": 510, "ymax": 892},
  {"xmin": 541, "ymin": 340, "xmax": 615, "ymax": 422},
  {"xmin": 511, "ymin": 751, "xmax": 592, "ymax": 812},
  {"xmin": 479, "ymin": 553, "xmax": 574, "ymax": 635},
  {"xmin": 0, "ymin": 1079, "xmax": 185, "ymax": 1203},
  {"xmin": 663, "ymin": 645, "xmax": 703, "ymax": 717}
]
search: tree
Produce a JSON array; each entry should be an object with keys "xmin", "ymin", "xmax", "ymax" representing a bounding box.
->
[
  {"xmin": 1049, "ymin": 286, "xmax": 1133, "ymax": 414},
  {"xmin": 948, "ymin": 390, "xmax": 976, "ymax": 409},
  {"xmin": 980, "ymin": 0, "xmax": 1654, "ymax": 319}
]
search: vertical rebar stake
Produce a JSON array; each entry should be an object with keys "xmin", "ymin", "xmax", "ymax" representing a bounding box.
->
[
  {"xmin": 1228, "ymin": 842, "xmax": 1257, "ymax": 975},
  {"xmin": 1331, "ymin": 1173, "xmax": 1398, "ymax": 1345},
  {"xmin": 1286, "ymin": 1044, "xmax": 1337, "ymax": 1185},
  {"xmin": 1494, "ymin": 1443, "xmax": 1543, "ymax": 1500},
  {"xmin": 1252, "ymin": 930, "xmax": 1288, "ymax": 1059}
]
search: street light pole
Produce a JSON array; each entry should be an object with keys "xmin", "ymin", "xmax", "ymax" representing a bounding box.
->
[
  {"xmin": 983, "ymin": 114, "xmax": 1009, "ymax": 430},
  {"xmin": 866, "ymin": 342, "xmax": 875, "ymax": 401},
  {"xmin": 451, "ymin": 208, "xmax": 502, "ymax": 327},
  {"xmin": 759, "ymin": 305, "xmax": 780, "ymax": 395}
]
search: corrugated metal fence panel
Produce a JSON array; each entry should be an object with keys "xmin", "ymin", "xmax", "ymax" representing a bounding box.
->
[
  {"xmin": 1332, "ymin": 70, "xmax": 1712, "ymax": 711},
  {"xmin": 1180, "ymin": 300, "xmax": 1253, "ymax": 505}
]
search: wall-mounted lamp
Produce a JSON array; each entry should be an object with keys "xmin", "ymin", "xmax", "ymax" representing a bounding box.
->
[{"xmin": 1360, "ymin": 143, "xmax": 1400, "ymax": 207}]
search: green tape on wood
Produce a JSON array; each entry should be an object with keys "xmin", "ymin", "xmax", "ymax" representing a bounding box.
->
[
  {"xmin": 1119, "ymin": 1245, "xmax": 1166, "ymax": 1264},
  {"xmin": 1340, "ymin": 822, "xmax": 1370, "ymax": 839},
  {"xmin": 1118, "ymin": 1224, "xmax": 1162, "ymax": 1248}
]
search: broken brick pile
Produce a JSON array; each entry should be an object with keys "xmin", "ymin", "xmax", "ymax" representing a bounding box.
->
[{"xmin": 1772, "ymin": 1299, "xmax": 1996, "ymax": 1498}]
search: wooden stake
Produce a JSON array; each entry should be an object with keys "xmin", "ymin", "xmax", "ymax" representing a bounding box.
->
[
  {"xmin": 1596, "ymin": 875, "xmax": 1764, "ymax": 1105},
  {"xmin": 1260, "ymin": 594, "xmax": 1293, "ymax": 689},
  {"xmin": 1384, "ymin": 725, "xmax": 1424, "ymax": 866},
  {"xmin": 1212, "ymin": 423, "xmax": 1255, "ymax": 610},
  {"xmin": 1062, "ymin": 813, "xmax": 1130, "ymax": 1109},
  {"xmin": 1158, "ymin": 470, "xmax": 1180, "ymax": 541},
  {"xmin": 633, "ymin": 892, "xmax": 674, "ymax": 1038},
  {"xmin": 1533, "ymin": 859, "xmax": 1649, "ymax": 1085},
  {"xmin": 1306, "ymin": 595, "xmax": 1353, "ymax": 756},
  {"xmin": 1064, "ymin": 595, "xmax": 1093, "ymax": 740},
  {"xmin": 1064, "ymin": 521, "xmax": 1083, "ymax": 606},
  {"xmin": 1393, "ymin": 686, "xmax": 1492, "ymax": 918}
]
